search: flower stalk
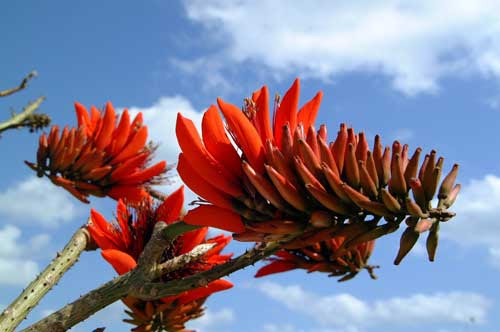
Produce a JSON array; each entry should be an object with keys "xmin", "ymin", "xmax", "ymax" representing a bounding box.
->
[
  {"xmin": 0, "ymin": 227, "xmax": 90, "ymax": 332},
  {"xmin": 21, "ymin": 223, "xmax": 285, "ymax": 332}
]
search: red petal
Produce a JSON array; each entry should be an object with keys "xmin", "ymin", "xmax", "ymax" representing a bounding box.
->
[
  {"xmin": 217, "ymin": 98, "xmax": 265, "ymax": 173},
  {"xmin": 179, "ymin": 227, "xmax": 209, "ymax": 255},
  {"xmin": 118, "ymin": 161, "xmax": 166, "ymax": 185},
  {"xmin": 89, "ymin": 209, "xmax": 123, "ymax": 250},
  {"xmin": 177, "ymin": 153, "xmax": 233, "ymax": 209},
  {"xmin": 74, "ymin": 102, "xmax": 91, "ymax": 131},
  {"xmin": 101, "ymin": 249, "xmax": 137, "ymax": 275},
  {"xmin": 111, "ymin": 126, "xmax": 148, "ymax": 164},
  {"xmin": 255, "ymin": 260, "xmax": 297, "ymax": 278},
  {"xmin": 110, "ymin": 152, "xmax": 150, "ymax": 181},
  {"xmin": 108, "ymin": 185, "xmax": 149, "ymax": 204},
  {"xmin": 253, "ymin": 86, "xmax": 273, "ymax": 144},
  {"xmin": 184, "ymin": 205, "xmax": 245, "ymax": 233},
  {"xmin": 177, "ymin": 279, "xmax": 233, "ymax": 304},
  {"xmin": 110, "ymin": 109, "xmax": 131, "ymax": 156},
  {"xmin": 297, "ymin": 91, "xmax": 323, "ymax": 130},
  {"xmin": 156, "ymin": 186, "xmax": 184, "ymax": 224},
  {"xmin": 95, "ymin": 102, "xmax": 116, "ymax": 150},
  {"xmin": 202, "ymin": 105, "xmax": 242, "ymax": 178},
  {"xmin": 176, "ymin": 113, "xmax": 242, "ymax": 197},
  {"xmin": 274, "ymin": 78, "xmax": 300, "ymax": 147}
]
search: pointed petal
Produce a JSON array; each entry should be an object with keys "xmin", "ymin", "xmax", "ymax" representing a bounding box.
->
[
  {"xmin": 95, "ymin": 102, "xmax": 116, "ymax": 150},
  {"xmin": 274, "ymin": 78, "xmax": 300, "ymax": 147},
  {"xmin": 217, "ymin": 98, "xmax": 266, "ymax": 173},
  {"xmin": 179, "ymin": 227, "xmax": 209, "ymax": 255},
  {"xmin": 101, "ymin": 249, "xmax": 137, "ymax": 275},
  {"xmin": 255, "ymin": 260, "xmax": 297, "ymax": 278},
  {"xmin": 297, "ymin": 91, "xmax": 323, "ymax": 130},
  {"xmin": 202, "ymin": 105, "xmax": 242, "ymax": 177},
  {"xmin": 184, "ymin": 205, "xmax": 245, "ymax": 233},
  {"xmin": 177, "ymin": 279, "xmax": 233, "ymax": 304},
  {"xmin": 177, "ymin": 153, "xmax": 233, "ymax": 209},
  {"xmin": 176, "ymin": 113, "xmax": 243, "ymax": 197},
  {"xmin": 156, "ymin": 186, "xmax": 184, "ymax": 223},
  {"xmin": 254, "ymin": 86, "xmax": 273, "ymax": 143},
  {"xmin": 108, "ymin": 185, "xmax": 149, "ymax": 204},
  {"xmin": 111, "ymin": 126, "xmax": 148, "ymax": 164},
  {"xmin": 118, "ymin": 161, "xmax": 166, "ymax": 185}
]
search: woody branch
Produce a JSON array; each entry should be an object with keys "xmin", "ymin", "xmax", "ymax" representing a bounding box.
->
[{"xmin": 21, "ymin": 221, "xmax": 283, "ymax": 332}]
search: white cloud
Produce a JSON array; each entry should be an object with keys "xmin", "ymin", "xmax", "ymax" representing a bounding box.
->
[
  {"xmin": 0, "ymin": 225, "xmax": 51, "ymax": 286},
  {"xmin": 0, "ymin": 176, "xmax": 80, "ymax": 228},
  {"xmin": 188, "ymin": 308, "xmax": 234, "ymax": 331},
  {"xmin": 126, "ymin": 96, "xmax": 206, "ymax": 207},
  {"xmin": 183, "ymin": 0, "xmax": 500, "ymax": 95},
  {"xmin": 127, "ymin": 96, "xmax": 203, "ymax": 164},
  {"xmin": 257, "ymin": 282, "xmax": 490, "ymax": 331},
  {"xmin": 444, "ymin": 174, "xmax": 500, "ymax": 266}
]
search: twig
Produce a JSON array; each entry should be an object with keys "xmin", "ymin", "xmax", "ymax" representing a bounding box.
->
[
  {"xmin": 0, "ymin": 227, "xmax": 90, "ymax": 332},
  {"xmin": 154, "ymin": 243, "xmax": 215, "ymax": 278},
  {"xmin": 21, "ymin": 223, "xmax": 284, "ymax": 332},
  {"xmin": 0, "ymin": 71, "xmax": 37, "ymax": 97},
  {"xmin": 146, "ymin": 188, "xmax": 168, "ymax": 201},
  {"xmin": 0, "ymin": 96, "xmax": 47, "ymax": 134}
]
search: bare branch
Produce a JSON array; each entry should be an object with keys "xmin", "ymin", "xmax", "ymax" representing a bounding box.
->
[
  {"xmin": 0, "ymin": 96, "xmax": 48, "ymax": 134},
  {"xmin": 21, "ymin": 223, "xmax": 286, "ymax": 332},
  {"xmin": 0, "ymin": 71, "xmax": 37, "ymax": 97},
  {"xmin": 154, "ymin": 243, "xmax": 215, "ymax": 278},
  {"xmin": 0, "ymin": 227, "xmax": 90, "ymax": 332}
]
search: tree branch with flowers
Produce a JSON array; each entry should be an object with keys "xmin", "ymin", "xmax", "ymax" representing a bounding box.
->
[{"xmin": 0, "ymin": 76, "xmax": 460, "ymax": 332}]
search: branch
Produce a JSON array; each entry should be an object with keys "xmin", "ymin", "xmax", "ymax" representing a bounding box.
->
[
  {"xmin": 0, "ymin": 71, "xmax": 37, "ymax": 97},
  {"xmin": 0, "ymin": 96, "xmax": 48, "ymax": 134},
  {"xmin": 0, "ymin": 227, "xmax": 90, "ymax": 332},
  {"xmin": 153, "ymin": 243, "xmax": 215, "ymax": 278},
  {"xmin": 21, "ymin": 223, "xmax": 284, "ymax": 332},
  {"xmin": 146, "ymin": 188, "xmax": 168, "ymax": 201}
]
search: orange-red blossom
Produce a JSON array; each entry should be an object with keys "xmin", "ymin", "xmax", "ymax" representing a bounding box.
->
[
  {"xmin": 256, "ymin": 237, "xmax": 377, "ymax": 282},
  {"xmin": 26, "ymin": 102, "xmax": 165, "ymax": 204},
  {"xmin": 88, "ymin": 186, "xmax": 233, "ymax": 332},
  {"xmin": 176, "ymin": 78, "xmax": 459, "ymax": 262}
]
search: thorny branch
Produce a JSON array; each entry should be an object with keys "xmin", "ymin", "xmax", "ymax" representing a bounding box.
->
[{"xmin": 20, "ymin": 222, "xmax": 283, "ymax": 332}]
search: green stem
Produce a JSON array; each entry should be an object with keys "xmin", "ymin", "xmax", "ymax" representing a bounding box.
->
[{"xmin": 0, "ymin": 227, "xmax": 90, "ymax": 332}]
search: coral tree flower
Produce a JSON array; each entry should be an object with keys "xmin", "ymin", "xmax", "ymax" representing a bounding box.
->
[
  {"xmin": 256, "ymin": 237, "xmax": 377, "ymax": 282},
  {"xmin": 26, "ymin": 102, "xmax": 166, "ymax": 204},
  {"xmin": 87, "ymin": 186, "xmax": 233, "ymax": 332},
  {"xmin": 176, "ymin": 78, "xmax": 459, "ymax": 262}
]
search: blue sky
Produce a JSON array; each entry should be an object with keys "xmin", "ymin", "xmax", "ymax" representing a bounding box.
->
[{"xmin": 1, "ymin": 1, "xmax": 500, "ymax": 331}]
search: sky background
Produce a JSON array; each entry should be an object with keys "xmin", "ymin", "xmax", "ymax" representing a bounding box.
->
[{"xmin": 1, "ymin": 1, "xmax": 500, "ymax": 331}]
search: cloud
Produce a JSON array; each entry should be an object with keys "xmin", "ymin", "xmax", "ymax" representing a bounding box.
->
[
  {"xmin": 444, "ymin": 174, "xmax": 500, "ymax": 266},
  {"xmin": 183, "ymin": 0, "xmax": 500, "ymax": 95},
  {"xmin": 127, "ymin": 96, "xmax": 203, "ymax": 164},
  {"xmin": 0, "ymin": 225, "xmax": 51, "ymax": 285},
  {"xmin": 188, "ymin": 308, "xmax": 234, "ymax": 331},
  {"xmin": 0, "ymin": 176, "xmax": 80, "ymax": 228},
  {"xmin": 126, "ymin": 96, "xmax": 205, "ymax": 205},
  {"xmin": 257, "ymin": 282, "xmax": 490, "ymax": 331}
]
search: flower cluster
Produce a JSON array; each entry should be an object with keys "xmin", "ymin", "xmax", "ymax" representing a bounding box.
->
[
  {"xmin": 88, "ymin": 187, "xmax": 233, "ymax": 332},
  {"xmin": 256, "ymin": 237, "xmax": 377, "ymax": 282},
  {"xmin": 176, "ymin": 79, "xmax": 459, "ymax": 262},
  {"xmin": 26, "ymin": 102, "xmax": 165, "ymax": 203}
]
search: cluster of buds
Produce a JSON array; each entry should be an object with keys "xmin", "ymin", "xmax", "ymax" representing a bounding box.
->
[
  {"xmin": 176, "ymin": 79, "xmax": 459, "ymax": 263},
  {"xmin": 26, "ymin": 102, "xmax": 165, "ymax": 203},
  {"xmin": 87, "ymin": 187, "xmax": 233, "ymax": 332},
  {"xmin": 122, "ymin": 296, "xmax": 205, "ymax": 332},
  {"xmin": 256, "ymin": 237, "xmax": 377, "ymax": 282}
]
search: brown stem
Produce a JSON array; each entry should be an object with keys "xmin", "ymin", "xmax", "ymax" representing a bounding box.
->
[
  {"xmin": 0, "ymin": 96, "xmax": 47, "ymax": 134},
  {"xmin": 21, "ymin": 223, "xmax": 284, "ymax": 332},
  {"xmin": 0, "ymin": 71, "xmax": 37, "ymax": 97},
  {"xmin": 0, "ymin": 227, "xmax": 90, "ymax": 332}
]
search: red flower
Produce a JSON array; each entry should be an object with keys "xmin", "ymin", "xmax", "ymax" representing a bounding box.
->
[
  {"xmin": 176, "ymin": 78, "xmax": 459, "ymax": 261},
  {"xmin": 256, "ymin": 237, "xmax": 377, "ymax": 282},
  {"xmin": 26, "ymin": 102, "xmax": 165, "ymax": 204},
  {"xmin": 88, "ymin": 186, "xmax": 233, "ymax": 332}
]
